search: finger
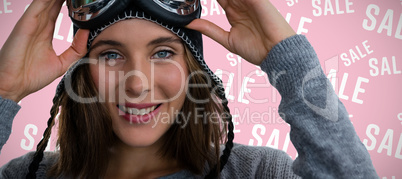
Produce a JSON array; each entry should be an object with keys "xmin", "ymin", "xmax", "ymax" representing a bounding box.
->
[
  {"xmin": 186, "ymin": 19, "xmax": 230, "ymax": 51},
  {"xmin": 216, "ymin": 0, "xmax": 228, "ymax": 9},
  {"xmin": 59, "ymin": 29, "xmax": 90, "ymax": 72},
  {"xmin": 14, "ymin": 0, "xmax": 61, "ymax": 37},
  {"xmin": 49, "ymin": 0, "xmax": 65, "ymax": 23},
  {"xmin": 24, "ymin": 0, "xmax": 57, "ymax": 18}
]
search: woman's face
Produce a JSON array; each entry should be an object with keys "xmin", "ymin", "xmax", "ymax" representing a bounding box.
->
[{"xmin": 88, "ymin": 19, "xmax": 188, "ymax": 148}]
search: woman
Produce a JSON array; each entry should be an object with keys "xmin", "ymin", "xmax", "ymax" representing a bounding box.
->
[{"xmin": 0, "ymin": 0, "xmax": 378, "ymax": 178}]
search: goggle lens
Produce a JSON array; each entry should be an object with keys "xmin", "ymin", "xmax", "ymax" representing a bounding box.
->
[
  {"xmin": 67, "ymin": 0, "xmax": 200, "ymax": 28},
  {"xmin": 154, "ymin": 0, "xmax": 199, "ymax": 15},
  {"xmin": 72, "ymin": 0, "xmax": 100, "ymax": 9}
]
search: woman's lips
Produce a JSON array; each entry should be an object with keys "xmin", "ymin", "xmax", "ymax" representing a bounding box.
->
[
  {"xmin": 116, "ymin": 103, "xmax": 162, "ymax": 124},
  {"xmin": 123, "ymin": 103, "xmax": 160, "ymax": 109}
]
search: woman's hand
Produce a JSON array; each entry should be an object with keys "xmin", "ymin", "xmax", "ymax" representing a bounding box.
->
[
  {"xmin": 186, "ymin": 0, "xmax": 296, "ymax": 65},
  {"xmin": 0, "ymin": 0, "xmax": 89, "ymax": 102}
]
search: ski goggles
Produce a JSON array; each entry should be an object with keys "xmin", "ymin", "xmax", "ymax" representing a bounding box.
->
[{"xmin": 66, "ymin": 0, "xmax": 201, "ymax": 29}]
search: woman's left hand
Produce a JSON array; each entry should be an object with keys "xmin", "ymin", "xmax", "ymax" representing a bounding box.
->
[{"xmin": 186, "ymin": 0, "xmax": 296, "ymax": 65}]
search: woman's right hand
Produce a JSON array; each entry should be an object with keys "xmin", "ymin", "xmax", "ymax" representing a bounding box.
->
[{"xmin": 0, "ymin": 0, "xmax": 89, "ymax": 102}]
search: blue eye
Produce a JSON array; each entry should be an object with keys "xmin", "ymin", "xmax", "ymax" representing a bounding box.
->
[
  {"xmin": 99, "ymin": 52, "xmax": 122, "ymax": 61},
  {"xmin": 152, "ymin": 50, "xmax": 174, "ymax": 59}
]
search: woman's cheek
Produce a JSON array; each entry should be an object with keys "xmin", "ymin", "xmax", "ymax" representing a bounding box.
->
[
  {"xmin": 155, "ymin": 65, "xmax": 188, "ymax": 99},
  {"xmin": 90, "ymin": 64, "xmax": 118, "ymax": 102}
]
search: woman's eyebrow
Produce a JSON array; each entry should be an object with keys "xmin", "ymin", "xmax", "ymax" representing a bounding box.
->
[
  {"xmin": 89, "ymin": 40, "xmax": 124, "ymax": 51},
  {"xmin": 148, "ymin": 36, "xmax": 182, "ymax": 47}
]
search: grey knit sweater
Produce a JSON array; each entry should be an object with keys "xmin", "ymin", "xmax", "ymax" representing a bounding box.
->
[{"xmin": 0, "ymin": 35, "xmax": 378, "ymax": 178}]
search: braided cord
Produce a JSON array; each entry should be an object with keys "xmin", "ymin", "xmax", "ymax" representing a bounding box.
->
[
  {"xmin": 26, "ymin": 88, "xmax": 61, "ymax": 179},
  {"xmin": 219, "ymin": 101, "xmax": 234, "ymax": 171},
  {"xmin": 204, "ymin": 86, "xmax": 235, "ymax": 178}
]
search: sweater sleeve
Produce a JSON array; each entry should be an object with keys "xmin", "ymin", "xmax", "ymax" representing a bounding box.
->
[
  {"xmin": 0, "ymin": 96, "xmax": 21, "ymax": 152},
  {"xmin": 259, "ymin": 35, "xmax": 378, "ymax": 178},
  {"xmin": 219, "ymin": 144, "xmax": 301, "ymax": 179}
]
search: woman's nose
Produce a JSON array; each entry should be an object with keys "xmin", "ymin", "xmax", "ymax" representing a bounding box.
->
[{"xmin": 123, "ymin": 60, "xmax": 151, "ymax": 100}]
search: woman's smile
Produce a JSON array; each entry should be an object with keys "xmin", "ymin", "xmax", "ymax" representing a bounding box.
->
[{"xmin": 117, "ymin": 103, "xmax": 162, "ymax": 124}]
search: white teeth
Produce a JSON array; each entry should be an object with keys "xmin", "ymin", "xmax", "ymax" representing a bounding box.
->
[
  {"xmin": 140, "ymin": 109, "xmax": 147, "ymax": 115},
  {"xmin": 132, "ymin": 108, "xmax": 139, "ymax": 114},
  {"xmin": 120, "ymin": 105, "xmax": 158, "ymax": 115}
]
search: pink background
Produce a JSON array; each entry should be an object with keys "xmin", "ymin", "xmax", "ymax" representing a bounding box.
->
[{"xmin": 1, "ymin": 0, "xmax": 401, "ymax": 178}]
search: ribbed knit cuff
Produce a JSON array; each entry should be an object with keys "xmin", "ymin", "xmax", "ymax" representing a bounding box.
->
[
  {"xmin": 260, "ymin": 35, "xmax": 322, "ymax": 99},
  {"xmin": 0, "ymin": 96, "xmax": 20, "ymax": 151},
  {"xmin": 0, "ymin": 96, "xmax": 20, "ymax": 119}
]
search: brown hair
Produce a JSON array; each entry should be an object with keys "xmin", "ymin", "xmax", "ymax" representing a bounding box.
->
[{"xmin": 48, "ymin": 45, "xmax": 228, "ymax": 178}]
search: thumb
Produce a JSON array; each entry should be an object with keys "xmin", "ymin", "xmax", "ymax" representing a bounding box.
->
[
  {"xmin": 186, "ymin": 19, "xmax": 230, "ymax": 50},
  {"xmin": 59, "ymin": 29, "xmax": 90, "ymax": 72}
]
